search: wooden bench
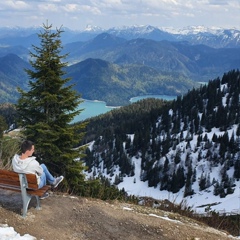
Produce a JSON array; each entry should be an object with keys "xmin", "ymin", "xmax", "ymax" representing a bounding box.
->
[{"xmin": 0, "ymin": 169, "xmax": 50, "ymax": 217}]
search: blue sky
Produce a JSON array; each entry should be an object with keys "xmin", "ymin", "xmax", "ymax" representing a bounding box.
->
[{"xmin": 0, "ymin": 0, "xmax": 239, "ymax": 30}]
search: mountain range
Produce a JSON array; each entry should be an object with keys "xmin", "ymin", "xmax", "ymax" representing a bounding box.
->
[
  {"xmin": 0, "ymin": 25, "xmax": 239, "ymax": 105},
  {"xmin": 63, "ymin": 33, "xmax": 240, "ymax": 81},
  {"xmin": 1, "ymin": 25, "xmax": 239, "ymax": 48}
]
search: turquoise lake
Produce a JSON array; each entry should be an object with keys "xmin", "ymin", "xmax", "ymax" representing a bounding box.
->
[{"xmin": 72, "ymin": 95, "xmax": 176, "ymax": 123}]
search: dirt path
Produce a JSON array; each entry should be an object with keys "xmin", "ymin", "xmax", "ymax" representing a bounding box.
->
[{"xmin": 0, "ymin": 190, "xmax": 237, "ymax": 240}]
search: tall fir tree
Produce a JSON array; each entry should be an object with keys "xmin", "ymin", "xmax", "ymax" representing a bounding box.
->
[{"xmin": 16, "ymin": 22, "xmax": 86, "ymax": 193}]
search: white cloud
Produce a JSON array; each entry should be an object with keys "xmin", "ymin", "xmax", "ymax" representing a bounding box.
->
[
  {"xmin": 0, "ymin": 0, "xmax": 239, "ymax": 30},
  {"xmin": 208, "ymin": 0, "xmax": 230, "ymax": 5},
  {"xmin": 38, "ymin": 3, "xmax": 59, "ymax": 12},
  {"xmin": 2, "ymin": 0, "xmax": 30, "ymax": 10},
  {"xmin": 80, "ymin": 5, "xmax": 101, "ymax": 15},
  {"xmin": 61, "ymin": 4, "xmax": 78, "ymax": 12}
]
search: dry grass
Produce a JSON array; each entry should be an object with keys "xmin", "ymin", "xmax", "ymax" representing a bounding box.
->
[
  {"xmin": 0, "ymin": 134, "xmax": 20, "ymax": 170},
  {"xmin": 134, "ymin": 196, "xmax": 240, "ymax": 237}
]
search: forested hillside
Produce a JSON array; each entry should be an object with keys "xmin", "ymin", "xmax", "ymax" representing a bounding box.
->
[
  {"xmin": 0, "ymin": 53, "xmax": 196, "ymax": 106},
  {"xmin": 66, "ymin": 58, "xmax": 196, "ymax": 105},
  {"xmin": 0, "ymin": 54, "xmax": 29, "ymax": 102},
  {"xmin": 81, "ymin": 69, "xmax": 240, "ymax": 199}
]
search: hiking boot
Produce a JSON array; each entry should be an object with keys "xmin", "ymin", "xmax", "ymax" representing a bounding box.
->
[
  {"xmin": 53, "ymin": 176, "xmax": 64, "ymax": 188},
  {"xmin": 39, "ymin": 192, "xmax": 49, "ymax": 200}
]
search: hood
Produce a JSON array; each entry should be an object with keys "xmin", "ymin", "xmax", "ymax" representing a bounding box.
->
[{"xmin": 12, "ymin": 154, "xmax": 36, "ymax": 172}]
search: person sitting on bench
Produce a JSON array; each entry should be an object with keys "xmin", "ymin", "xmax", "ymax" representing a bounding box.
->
[{"xmin": 12, "ymin": 140, "xmax": 64, "ymax": 199}]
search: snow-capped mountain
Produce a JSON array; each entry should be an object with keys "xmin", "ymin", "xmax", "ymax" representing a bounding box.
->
[
  {"xmin": 0, "ymin": 25, "xmax": 239, "ymax": 48},
  {"xmin": 106, "ymin": 25, "xmax": 175, "ymax": 41},
  {"xmin": 91, "ymin": 25, "xmax": 240, "ymax": 48},
  {"xmin": 172, "ymin": 26, "xmax": 240, "ymax": 48},
  {"xmin": 84, "ymin": 24, "xmax": 105, "ymax": 33}
]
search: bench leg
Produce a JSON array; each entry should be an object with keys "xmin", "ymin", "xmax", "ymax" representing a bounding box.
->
[
  {"xmin": 21, "ymin": 193, "xmax": 32, "ymax": 218},
  {"xmin": 35, "ymin": 196, "xmax": 42, "ymax": 210},
  {"xmin": 21, "ymin": 195, "xmax": 42, "ymax": 217},
  {"xmin": 18, "ymin": 174, "xmax": 42, "ymax": 217}
]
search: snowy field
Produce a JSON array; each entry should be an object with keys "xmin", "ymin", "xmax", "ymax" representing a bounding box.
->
[{"xmin": 118, "ymin": 156, "xmax": 240, "ymax": 215}]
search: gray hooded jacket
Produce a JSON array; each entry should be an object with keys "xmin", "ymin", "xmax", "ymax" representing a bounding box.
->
[{"xmin": 12, "ymin": 154, "xmax": 43, "ymax": 185}]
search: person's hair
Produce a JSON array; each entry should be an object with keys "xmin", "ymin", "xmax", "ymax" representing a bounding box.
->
[{"xmin": 21, "ymin": 140, "xmax": 34, "ymax": 154}]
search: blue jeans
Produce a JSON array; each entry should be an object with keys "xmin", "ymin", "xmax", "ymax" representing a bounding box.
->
[{"xmin": 38, "ymin": 164, "xmax": 55, "ymax": 188}]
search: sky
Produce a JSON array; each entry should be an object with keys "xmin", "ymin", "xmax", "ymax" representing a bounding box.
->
[{"xmin": 0, "ymin": 0, "xmax": 239, "ymax": 31}]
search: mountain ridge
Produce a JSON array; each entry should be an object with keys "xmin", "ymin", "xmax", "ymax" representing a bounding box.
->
[
  {"xmin": 0, "ymin": 25, "xmax": 239, "ymax": 48},
  {"xmin": 64, "ymin": 35, "xmax": 240, "ymax": 82},
  {"xmin": 0, "ymin": 53, "xmax": 197, "ymax": 105},
  {"xmin": 66, "ymin": 58, "xmax": 197, "ymax": 105}
]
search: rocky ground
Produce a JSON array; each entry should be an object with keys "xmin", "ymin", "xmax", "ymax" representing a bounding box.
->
[{"xmin": 0, "ymin": 190, "xmax": 238, "ymax": 240}]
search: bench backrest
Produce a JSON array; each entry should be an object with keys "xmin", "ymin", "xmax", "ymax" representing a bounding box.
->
[{"xmin": 0, "ymin": 169, "xmax": 38, "ymax": 189}]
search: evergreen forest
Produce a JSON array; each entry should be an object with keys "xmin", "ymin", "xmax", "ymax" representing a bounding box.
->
[{"xmin": 80, "ymin": 69, "xmax": 240, "ymax": 198}]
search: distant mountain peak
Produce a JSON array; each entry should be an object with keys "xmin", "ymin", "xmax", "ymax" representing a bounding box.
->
[
  {"xmin": 168, "ymin": 25, "xmax": 240, "ymax": 36},
  {"xmin": 84, "ymin": 25, "xmax": 104, "ymax": 32}
]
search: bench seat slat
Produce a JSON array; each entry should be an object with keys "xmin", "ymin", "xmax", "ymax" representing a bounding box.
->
[
  {"xmin": 0, "ymin": 184, "xmax": 21, "ymax": 192},
  {"xmin": 27, "ymin": 185, "xmax": 51, "ymax": 196},
  {"xmin": 0, "ymin": 183, "xmax": 50, "ymax": 195},
  {"xmin": 0, "ymin": 180, "xmax": 39, "ymax": 189},
  {"xmin": 0, "ymin": 179, "xmax": 20, "ymax": 186},
  {"xmin": 0, "ymin": 176, "xmax": 19, "ymax": 181},
  {"xmin": 0, "ymin": 170, "xmax": 39, "ymax": 184},
  {"xmin": 0, "ymin": 169, "xmax": 19, "ymax": 176},
  {"xmin": 25, "ymin": 174, "xmax": 39, "ymax": 183}
]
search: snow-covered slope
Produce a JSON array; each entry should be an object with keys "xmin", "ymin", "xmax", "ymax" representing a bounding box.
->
[{"xmin": 83, "ymin": 70, "xmax": 240, "ymax": 215}]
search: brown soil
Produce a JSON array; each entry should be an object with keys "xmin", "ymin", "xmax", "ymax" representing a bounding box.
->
[{"xmin": 0, "ymin": 190, "xmax": 237, "ymax": 240}]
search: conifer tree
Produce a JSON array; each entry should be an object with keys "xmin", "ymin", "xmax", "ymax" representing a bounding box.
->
[
  {"xmin": 199, "ymin": 172, "xmax": 207, "ymax": 191},
  {"xmin": 184, "ymin": 162, "xmax": 194, "ymax": 197},
  {"xmin": 16, "ymin": 22, "xmax": 86, "ymax": 192},
  {"xmin": 213, "ymin": 180, "xmax": 220, "ymax": 196}
]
